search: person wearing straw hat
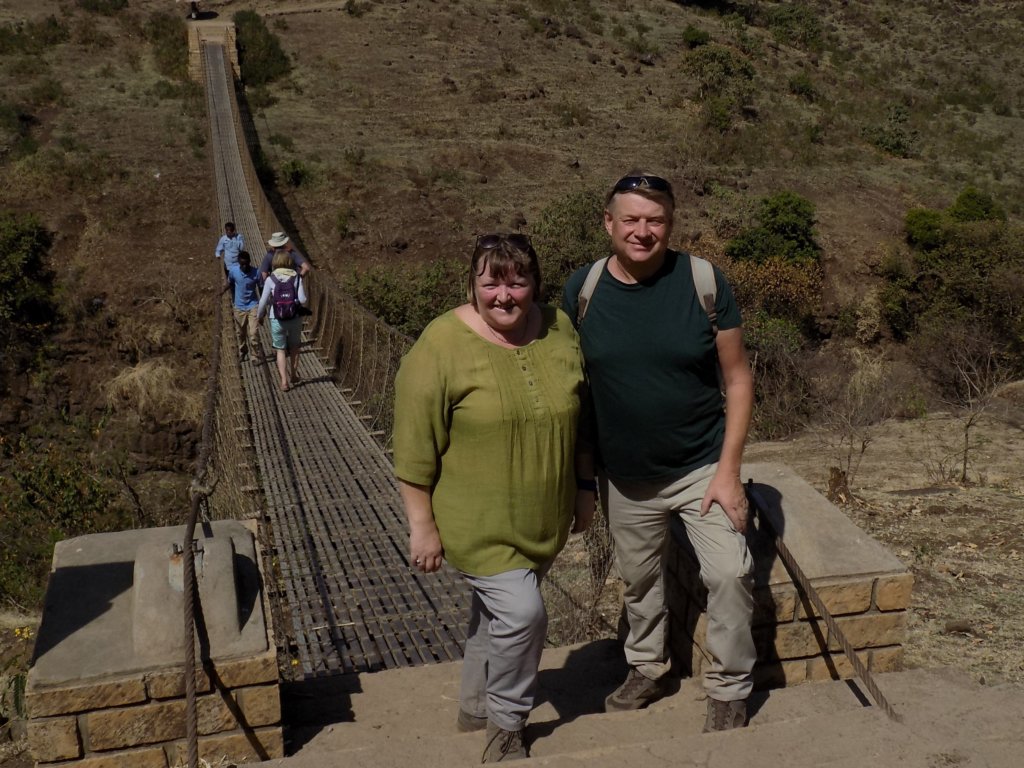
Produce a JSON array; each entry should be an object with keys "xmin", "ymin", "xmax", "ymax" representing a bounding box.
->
[{"xmin": 260, "ymin": 231, "xmax": 311, "ymax": 281}]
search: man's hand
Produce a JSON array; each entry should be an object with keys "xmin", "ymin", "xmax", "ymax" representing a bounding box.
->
[
  {"xmin": 701, "ymin": 472, "xmax": 750, "ymax": 534},
  {"xmin": 572, "ymin": 490, "xmax": 596, "ymax": 534}
]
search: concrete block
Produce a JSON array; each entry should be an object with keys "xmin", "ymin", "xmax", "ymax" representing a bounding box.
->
[
  {"xmin": 753, "ymin": 658, "xmax": 807, "ymax": 688},
  {"xmin": 59, "ymin": 746, "xmax": 168, "ymax": 768},
  {"xmin": 796, "ymin": 579, "xmax": 874, "ymax": 619},
  {"xmin": 27, "ymin": 715, "xmax": 81, "ymax": 762},
  {"xmin": 870, "ymin": 645, "xmax": 905, "ymax": 672},
  {"xmin": 195, "ymin": 685, "xmax": 280, "ymax": 735},
  {"xmin": 753, "ymin": 585, "xmax": 797, "ymax": 625},
  {"xmin": 238, "ymin": 684, "xmax": 282, "ymax": 727},
  {"xmin": 85, "ymin": 700, "xmax": 186, "ymax": 751},
  {"xmin": 210, "ymin": 650, "xmax": 278, "ymax": 688},
  {"xmin": 754, "ymin": 620, "xmax": 828, "ymax": 661},
  {"xmin": 806, "ymin": 651, "xmax": 863, "ymax": 682},
  {"xmin": 874, "ymin": 573, "xmax": 915, "ymax": 611},
  {"xmin": 27, "ymin": 679, "xmax": 147, "ymax": 718},
  {"xmin": 144, "ymin": 668, "xmax": 211, "ymax": 700},
  {"xmin": 190, "ymin": 726, "xmax": 284, "ymax": 763},
  {"xmin": 828, "ymin": 612, "xmax": 907, "ymax": 652}
]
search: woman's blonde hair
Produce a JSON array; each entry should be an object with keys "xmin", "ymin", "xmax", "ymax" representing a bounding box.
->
[{"xmin": 271, "ymin": 249, "xmax": 293, "ymax": 271}]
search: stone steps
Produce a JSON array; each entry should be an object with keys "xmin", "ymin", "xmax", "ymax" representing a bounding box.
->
[{"xmin": 242, "ymin": 642, "xmax": 1023, "ymax": 768}]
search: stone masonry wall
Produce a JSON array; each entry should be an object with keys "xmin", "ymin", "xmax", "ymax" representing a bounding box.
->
[
  {"xmin": 665, "ymin": 529, "xmax": 914, "ymax": 688},
  {"xmin": 26, "ymin": 650, "xmax": 283, "ymax": 767}
]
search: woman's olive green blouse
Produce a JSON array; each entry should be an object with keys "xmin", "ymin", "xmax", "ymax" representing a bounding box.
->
[{"xmin": 393, "ymin": 305, "xmax": 585, "ymax": 576}]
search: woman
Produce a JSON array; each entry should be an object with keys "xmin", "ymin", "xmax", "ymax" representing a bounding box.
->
[
  {"xmin": 257, "ymin": 248, "xmax": 308, "ymax": 392},
  {"xmin": 394, "ymin": 234, "xmax": 594, "ymax": 762}
]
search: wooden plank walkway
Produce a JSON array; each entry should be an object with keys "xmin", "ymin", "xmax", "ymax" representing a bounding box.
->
[{"xmin": 201, "ymin": 41, "xmax": 471, "ymax": 679}]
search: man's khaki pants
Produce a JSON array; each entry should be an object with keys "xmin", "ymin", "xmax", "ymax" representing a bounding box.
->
[
  {"xmin": 233, "ymin": 306, "xmax": 260, "ymax": 358},
  {"xmin": 603, "ymin": 462, "xmax": 755, "ymax": 702}
]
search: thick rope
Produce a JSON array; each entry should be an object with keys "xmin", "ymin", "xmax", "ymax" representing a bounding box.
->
[{"xmin": 746, "ymin": 480, "xmax": 903, "ymax": 723}]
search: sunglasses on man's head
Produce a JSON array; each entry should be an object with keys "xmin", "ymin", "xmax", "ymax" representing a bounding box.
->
[
  {"xmin": 476, "ymin": 233, "xmax": 532, "ymax": 251},
  {"xmin": 612, "ymin": 175, "xmax": 674, "ymax": 196}
]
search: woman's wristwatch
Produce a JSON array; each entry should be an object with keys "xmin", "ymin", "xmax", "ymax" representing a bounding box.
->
[{"xmin": 576, "ymin": 477, "xmax": 597, "ymax": 492}]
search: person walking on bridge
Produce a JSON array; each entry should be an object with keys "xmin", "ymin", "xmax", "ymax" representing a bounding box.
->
[
  {"xmin": 394, "ymin": 234, "xmax": 594, "ymax": 762},
  {"xmin": 257, "ymin": 249, "xmax": 308, "ymax": 392},
  {"xmin": 214, "ymin": 221, "xmax": 244, "ymax": 275},
  {"xmin": 562, "ymin": 172, "xmax": 756, "ymax": 732},
  {"xmin": 260, "ymin": 231, "xmax": 311, "ymax": 282},
  {"xmin": 223, "ymin": 250, "xmax": 261, "ymax": 364}
]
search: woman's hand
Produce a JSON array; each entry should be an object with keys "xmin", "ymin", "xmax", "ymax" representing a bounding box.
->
[
  {"xmin": 572, "ymin": 490, "xmax": 596, "ymax": 534},
  {"xmin": 410, "ymin": 522, "xmax": 443, "ymax": 573}
]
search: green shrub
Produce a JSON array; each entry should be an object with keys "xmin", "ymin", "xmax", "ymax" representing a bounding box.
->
[
  {"xmin": 246, "ymin": 85, "xmax": 278, "ymax": 111},
  {"xmin": 682, "ymin": 24, "xmax": 710, "ymax": 49},
  {"xmin": 0, "ymin": 211, "xmax": 56, "ymax": 374},
  {"xmin": 947, "ymin": 185, "xmax": 1007, "ymax": 223},
  {"xmin": 685, "ymin": 44, "xmax": 755, "ymax": 100},
  {"xmin": 882, "ymin": 203, "xmax": 1024, "ymax": 365},
  {"xmin": 77, "ymin": 0, "xmax": 128, "ymax": 14},
  {"xmin": 787, "ymin": 71, "xmax": 816, "ymax": 101},
  {"xmin": 281, "ymin": 158, "xmax": 310, "ymax": 187},
  {"xmin": 530, "ymin": 189, "xmax": 607, "ymax": 304},
  {"xmin": 765, "ymin": 3, "xmax": 823, "ymax": 51},
  {"xmin": 0, "ymin": 16, "xmax": 69, "ymax": 55},
  {"xmin": 234, "ymin": 10, "xmax": 291, "ymax": 87},
  {"xmin": 0, "ymin": 101, "xmax": 37, "ymax": 159},
  {"xmin": 143, "ymin": 12, "xmax": 188, "ymax": 82},
  {"xmin": 269, "ymin": 133, "xmax": 294, "ymax": 151},
  {"xmin": 684, "ymin": 43, "xmax": 755, "ymax": 132},
  {"xmin": 725, "ymin": 191, "xmax": 820, "ymax": 265},
  {"xmin": 728, "ymin": 256, "xmax": 822, "ymax": 324},
  {"xmin": 348, "ymin": 258, "xmax": 465, "ymax": 337},
  {"xmin": 863, "ymin": 105, "xmax": 919, "ymax": 158},
  {"xmin": 745, "ymin": 313, "xmax": 813, "ymax": 439},
  {"xmin": 0, "ymin": 442, "xmax": 130, "ymax": 607}
]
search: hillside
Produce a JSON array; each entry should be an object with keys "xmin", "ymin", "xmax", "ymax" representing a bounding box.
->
[{"xmin": 1, "ymin": 0, "xmax": 1023, "ymax": 760}]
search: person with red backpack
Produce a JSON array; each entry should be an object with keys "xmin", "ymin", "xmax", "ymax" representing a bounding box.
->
[{"xmin": 257, "ymin": 249, "xmax": 308, "ymax": 392}]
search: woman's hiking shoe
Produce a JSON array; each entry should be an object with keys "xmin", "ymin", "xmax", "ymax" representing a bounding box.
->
[
  {"xmin": 457, "ymin": 709, "xmax": 488, "ymax": 732},
  {"xmin": 481, "ymin": 722, "xmax": 527, "ymax": 762},
  {"xmin": 604, "ymin": 668, "xmax": 667, "ymax": 711},
  {"xmin": 702, "ymin": 697, "xmax": 748, "ymax": 732}
]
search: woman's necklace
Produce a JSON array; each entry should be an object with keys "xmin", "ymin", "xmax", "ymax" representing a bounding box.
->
[{"xmin": 483, "ymin": 307, "xmax": 533, "ymax": 347}]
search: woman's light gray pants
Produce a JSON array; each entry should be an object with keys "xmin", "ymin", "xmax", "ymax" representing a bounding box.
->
[{"xmin": 459, "ymin": 567, "xmax": 547, "ymax": 731}]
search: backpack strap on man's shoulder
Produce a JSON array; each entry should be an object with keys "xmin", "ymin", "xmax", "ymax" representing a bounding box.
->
[
  {"xmin": 576, "ymin": 257, "xmax": 608, "ymax": 326},
  {"xmin": 689, "ymin": 254, "xmax": 718, "ymax": 337}
]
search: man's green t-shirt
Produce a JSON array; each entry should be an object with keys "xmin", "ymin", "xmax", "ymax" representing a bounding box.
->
[{"xmin": 562, "ymin": 250, "xmax": 742, "ymax": 483}]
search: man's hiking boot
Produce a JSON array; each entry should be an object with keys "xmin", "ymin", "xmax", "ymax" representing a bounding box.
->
[
  {"xmin": 457, "ymin": 709, "xmax": 488, "ymax": 732},
  {"xmin": 702, "ymin": 697, "xmax": 748, "ymax": 732},
  {"xmin": 481, "ymin": 721, "xmax": 527, "ymax": 762},
  {"xmin": 604, "ymin": 668, "xmax": 667, "ymax": 711}
]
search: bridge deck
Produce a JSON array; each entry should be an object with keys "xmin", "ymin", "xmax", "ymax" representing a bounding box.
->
[{"xmin": 202, "ymin": 41, "xmax": 471, "ymax": 678}]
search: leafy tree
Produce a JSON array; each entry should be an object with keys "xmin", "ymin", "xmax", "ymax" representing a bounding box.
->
[
  {"xmin": 0, "ymin": 212, "xmax": 56, "ymax": 370},
  {"xmin": 234, "ymin": 11, "xmax": 291, "ymax": 87},
  {"xmin": 725, "ymin": 190, "xmax": 820, "ymax": 265},
  {"xmin": 143, "ymin": 12, "xmax": 188, "ymax": 81}
]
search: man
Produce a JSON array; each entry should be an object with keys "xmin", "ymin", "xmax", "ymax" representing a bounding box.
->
[
  {"xmin": 224, "ymin": 250, "xmax": 261, "ymax": 363},
  {"xmin": 562, "ymin": 172, "xmax": 756, "ymax": 732},
  {"xmin": 214, "ymin": 221, "xmax": 245, "ymax": 274},
  {"xmin": 260, "ymin": 231, "xmax": 312, "ymax": 281}
]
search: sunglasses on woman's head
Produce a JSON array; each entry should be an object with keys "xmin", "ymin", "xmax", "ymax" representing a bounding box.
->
[
  {"xmin": 476, "ymin": 233, "xmax": 532, "ymax": 251},
  {"xmin": 612, "ymin": 175, "xmax": 674, "ymax": 196}
]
